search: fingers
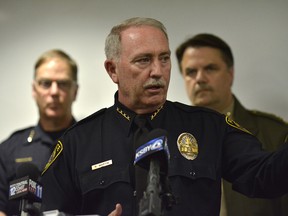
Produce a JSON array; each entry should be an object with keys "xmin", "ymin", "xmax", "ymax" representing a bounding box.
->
[{"xmin": 108, "ymin": 203, "xmax": 122, "ymax": 216}]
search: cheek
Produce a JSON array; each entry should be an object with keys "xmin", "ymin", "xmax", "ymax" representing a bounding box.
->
[
  {"xmin": 34, "ymin": 94, "xmax": 46, "ymax": 107},
  {"xmin": 163, "ymin": 72, "xmax": 171, "ymax": 83},
  {"xmin": 221, "ymin": 75, "xmax": 232, "ymax": 87},
  {"xmin": 59, "ymin": 92, "xmax": 72, "ymax": 102},
  {"xmin": 213, "ymin": 77, "xmax": 230, "ymax": 95},
  {"xmin": 68, "ymin": 91, "xmax": 77, "ymax": 102},
  {"xmin": 185, "ymin": 79, "xmax": 196, "ymax": 90},
  {"xmin": 33, "ymin": 91, "xmax": 43, "ymax": 101}
]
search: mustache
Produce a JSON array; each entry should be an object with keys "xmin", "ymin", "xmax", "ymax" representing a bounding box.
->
[
  {"xmin": 194, "ymin": 84, "xmax": 213, "ymax": 94},
  {"xmin": 143, "ymin": 79, "xmax": 166, "ymax": 89}
]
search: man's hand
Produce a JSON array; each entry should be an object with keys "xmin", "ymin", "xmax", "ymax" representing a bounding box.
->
[
  {"xmin": 0, "ymin": 211, "xmax": 7, "ymax": 216},
  {"xmin": 108, "ymin": 203, "xmax": 122, "ymax": 216}
]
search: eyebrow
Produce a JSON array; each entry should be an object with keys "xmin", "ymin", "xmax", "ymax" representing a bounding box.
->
[{"xmin": 204, "ymin": 63, "xmax": 220, "ymax": 69}]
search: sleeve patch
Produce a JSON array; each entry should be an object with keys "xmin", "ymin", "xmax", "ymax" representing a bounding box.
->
[
  {"xmin": 41, "ymin": 140, "xmax": 63, "ymax": 175},
  {"xmin": 225, "ymin": 116, "xmax": 252, "ymax": 135}
]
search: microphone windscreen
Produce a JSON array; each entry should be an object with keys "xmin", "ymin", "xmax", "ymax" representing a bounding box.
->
[
  {"xmin": 136, "ymin": 128, "xmax": 167, "ymax": 148},
  {"xmin": 134, "ymin": 128, "xmax": 169, "ymax": 174},
  {"xmin": 16, "ymin": 163, "xmax": 40, "ymax": 181},
  {"xmin": 10, "ymin": 163, "xmax": 43, "ymax": 202},
  {"xmin": 143, "ymin": 128, "xmax": 168, "ymax": 143}
]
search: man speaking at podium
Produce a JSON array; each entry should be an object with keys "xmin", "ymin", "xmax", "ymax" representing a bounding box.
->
[{"xmin": 41, "ymin": 17, "xmax": 288, "ymax": 216}]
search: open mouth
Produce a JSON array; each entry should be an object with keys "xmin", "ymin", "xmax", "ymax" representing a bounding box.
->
[
  {"xmin": 149, "ymin": 85, "xmax": 161, "ymax": 89},
  {"xmin": 146, "ymin": 85, "xmax": 163, "ymax": 92}
]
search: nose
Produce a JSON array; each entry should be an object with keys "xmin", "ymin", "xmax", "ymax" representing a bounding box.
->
[
  {"xmin": 49, "ymin": 81, "xmax": 60, "ymax": 94},
  {"xmin": 195, "ymin": 70, "xmax": 208, "ymax": 83},
  {"xmin": 150, "ymin": 60, "xmax": 163, "ymax": 78}
]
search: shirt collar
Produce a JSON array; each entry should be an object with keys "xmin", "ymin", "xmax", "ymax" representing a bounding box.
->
[
  {"xmin": 113, "ymin": 91, "xmax": 164, "ymax": 135},
  {"xmin": 114, "ymin": 91, "xmax": 163, "ymax": 120},
  {"xmin": 25, "ymin": 118, "xmax": 76, "ymax": 146},
  {"xmin": 221, "ymin": 97, "xmax": 235, "ymax": 120}
]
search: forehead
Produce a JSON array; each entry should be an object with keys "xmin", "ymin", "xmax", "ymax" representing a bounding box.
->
[
  {"xmin": 120, "ymin": 26, "xmax": 170, "ymax": 53},
  {"xmin": 182, "ymin": 47, "xmax": 224, "ymax": 64},
  {"xmin": 35, "ymin": 58, "xmax": 72, "ymax": 78}
]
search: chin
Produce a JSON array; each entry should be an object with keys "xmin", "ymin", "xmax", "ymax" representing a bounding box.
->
[
  {"xmin": 143, "ymin": 98, "xmax": 159, "ymax": 107},
  {"xmin": 151, "ymin": 94, "xmax": 166, "ymax": 103},
  {"xmin": 194, "ymin": 99, "xmax": 211, "ymax": 107},
  {"xmin": 46, "ymin": 112, "xmax": 62, "ymax": 118}
]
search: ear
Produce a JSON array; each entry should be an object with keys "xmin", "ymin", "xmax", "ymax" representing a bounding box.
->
[
  {"xmin": 104, "ymin": 59, "xmax": 119, "ymax": 84},
  {"xmin": 32, "ymin": 81, "xmax": 37, "ymax": 99},
  {"xmin": 229, "ymin": 66, "xmax": 234, "ymax": 86},
  {"xmin": 72, "ymin": 84, "xmax": 79, "ymax": 101}
]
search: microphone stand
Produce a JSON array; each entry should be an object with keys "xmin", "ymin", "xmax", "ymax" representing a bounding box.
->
[
  {"xmin": 20, "ymin": 200, "xmax": 41, "ymax": 216},
  {"xmin": 20, "ymin": 199, "xmax": 29, "ymax": 216},
  {"xmin": 138, "ymin": 159, "xmax": 162, "ymax": 216},
  {"xmin": 138, "ymin": 159, "xmax": 176, "ymax": 216}
]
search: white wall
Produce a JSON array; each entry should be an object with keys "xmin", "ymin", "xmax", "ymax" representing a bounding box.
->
[{"xmin": 0, "ymin": 0, "xmax": 287, "ymax": 142}]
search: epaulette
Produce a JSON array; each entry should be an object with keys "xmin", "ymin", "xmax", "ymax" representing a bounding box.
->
[
  {"xmin": 64, "ymin": 108, "xmax": 107, "ymax": 134},
  {"xmin": 8, "ymin": 126, "xmax": 34, "ymax": 138},
  {"xmin": 249, "ymin": 109, "xmax": 288, "ymax": 125},
  {"xmin": 173, "ymin": 101, "xmax": 221, "ymax": 115}
]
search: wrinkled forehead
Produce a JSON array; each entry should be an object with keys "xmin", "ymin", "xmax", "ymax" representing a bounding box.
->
[{"xmin": 120, "ymin": 26, "xmax": 170, "ymax": 51}]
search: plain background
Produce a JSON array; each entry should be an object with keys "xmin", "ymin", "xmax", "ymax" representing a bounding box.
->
[{"xmin": 0, "ymin": 0, "xmax": 287, "ymax": 142}]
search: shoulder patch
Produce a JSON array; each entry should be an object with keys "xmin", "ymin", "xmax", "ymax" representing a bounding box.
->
[
  {"xmin": 41, "ymin": 140, "xmax": 63, "ymax": 175},
  {"xmin": 225, "ymin": 116, "xmax": 252, "ymax": 135}
]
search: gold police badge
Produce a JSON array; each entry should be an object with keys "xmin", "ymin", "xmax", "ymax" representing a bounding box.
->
[{"xmin": 177, "ymin": 132, "xmax": 198, "ymax": 160}]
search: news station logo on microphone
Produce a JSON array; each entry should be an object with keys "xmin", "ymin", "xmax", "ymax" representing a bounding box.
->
[
  {"xmin": 9, "ymin": 176, "xmax": 42, "ymax": 202},
  {"xmin": 134, "ymin": 135, "xmax": 169, "ymax": 165}
]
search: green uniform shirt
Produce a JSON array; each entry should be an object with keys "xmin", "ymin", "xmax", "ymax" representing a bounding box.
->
[{"xmin": 223, "ymin": 96, "xmax": 288, "ymax": 216}]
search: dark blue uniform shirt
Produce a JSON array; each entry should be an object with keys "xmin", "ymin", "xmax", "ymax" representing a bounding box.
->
[
  {"xmin": 41, "ymin": 99, "xmax": 288, "ymax": 216},
  {"xmin": 0, "ymin": 120, "xmax": 75, "ymax": 215}
]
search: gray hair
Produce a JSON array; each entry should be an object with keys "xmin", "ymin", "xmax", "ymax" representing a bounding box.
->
[
  {"xmin": 105, "ymin": 17, "xmax": 168, "ymax": 61},
  {"xmin": 34, "ymin": 49, "xmax": 78, "ymax": 82}
]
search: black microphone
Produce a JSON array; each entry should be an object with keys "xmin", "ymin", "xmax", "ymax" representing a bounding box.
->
[
  {"xmin": 9, "ymin": 163, "xmax": 42, "ymax": 216},
  {"xmin": 134, "ymin": 128, "xmax": 171, "ymax": 216},
  {"xmin": 134, "ymin": 128, "xmax": 169, "ymax": 173}
]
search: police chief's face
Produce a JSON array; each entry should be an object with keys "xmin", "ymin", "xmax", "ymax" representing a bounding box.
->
[
  {"xmin": 32, "ymin": 58, "xmax": 78, "ymax": 120},
  {"xmin": 180, "ymin": 47, "xmax": 234, "ymax": 112},
  {"xmin": 107, "ymin": 25, "xmax": 171, "ymax": 114}
]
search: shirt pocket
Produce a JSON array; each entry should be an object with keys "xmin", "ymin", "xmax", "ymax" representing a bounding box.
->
[
  {"xmin": 79, "ymin": 163, "xmax": 132, "ymax": 195},
  {"xmin": 168, "ymin": 156, "xmax": 216, "ymax": 181}
]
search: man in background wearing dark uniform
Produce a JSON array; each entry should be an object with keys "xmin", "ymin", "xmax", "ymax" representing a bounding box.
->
[
  {"xmin": 0, "ymin": 49, "xmax": 79, "ymax": 216},
  {"xmin": 41, "ymin": 17, "xmax": 288, "ymax": 216},
  {"xmin": 176, "ymin": 33, "xmax": 288, "ymax": 216}
]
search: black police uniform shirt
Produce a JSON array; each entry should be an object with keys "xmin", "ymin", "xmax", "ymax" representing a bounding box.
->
[
  {"xmin": 41, "ymin": 96, "xmax": 288, "ymax": 216},
  {"xmin": 0, "ymin": 120, "xmax": 75, "ymax": 215}
]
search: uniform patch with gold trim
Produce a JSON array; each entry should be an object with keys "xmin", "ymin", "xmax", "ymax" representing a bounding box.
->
[
  {"xmin": 225, "ymin": 116, "xmax": 252, "ymax": 134},
  {"xmin": 41, "ymin": 140, "xmax": 63, "ymax": 175}
]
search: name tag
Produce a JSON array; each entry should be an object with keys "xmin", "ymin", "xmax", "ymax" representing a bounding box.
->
[
  {"xmin": 91, "ymin": 159, "xmax": 113, "ymax": 170},
  {"xmin": 15, "ymin": 157, "xmax": 33, "ymax": 163}
]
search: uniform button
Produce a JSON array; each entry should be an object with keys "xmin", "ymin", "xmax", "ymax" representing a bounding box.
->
[
  {"xmin": 99, "ymin": 180, "xmax": 105, "ymax": 185},
  {"xmin": 189, "ymin": 171, "xmax": 196, "ymax": 177},
  {"xmin": 133, "ymin": 190, "xmax": 137, "ymax": 197}
]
